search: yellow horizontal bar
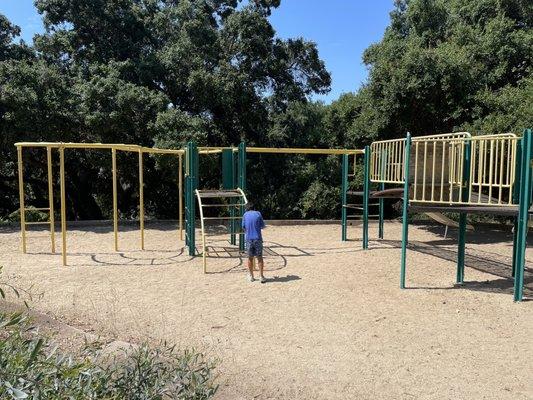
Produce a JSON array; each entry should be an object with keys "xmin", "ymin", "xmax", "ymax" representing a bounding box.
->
[
  {"xmin": 199, "ymin": 149, "xmax": 223, "ymax": 154},
  {"xmin": 413, "ymin": 132, "xmax": 471, "ymax": 141},
  {"xmin": 470, "ymin": 133, "xmax": 518, "ymax": 140},
  {"xmin": 142, "ymin": 148, "xmax": 184, "ymax": 155},
  {"xmin": 202, "ymin": 216, "xmax": 243, "ymax": 220},
  {"xmin": 25, "ymin": 207, "xmax": 50, "ymax": 211},
  {"xmin": 25, "ymin": 221, "xmax": 51, "ymax": 225},
  {"xmin": 410, "ymin": 200, "xmax": 517, "ymax": 207},
  {"xmin": 15, "ymin": 142, "xmax": 184, "ymax": 154},
  {"xmin": 247, "ymin": 147, "xmax": 363, "ymax": 155},
  {"xmin": 198, "ymin": 146, "xmax": 238, "ymax": 152}
]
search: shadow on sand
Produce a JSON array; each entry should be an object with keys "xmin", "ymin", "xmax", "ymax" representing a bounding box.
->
[{"xmin": 11, "ymin": 222, "xmax": 533, "ymax": 297}]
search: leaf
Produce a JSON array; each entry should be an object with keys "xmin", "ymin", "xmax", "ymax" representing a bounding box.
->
[
  {"xmin": 4, "ymin": 383, "xmax": 28, "ymax": 399},
  {"xmin": 27, "ymin": 338, "xmax": 44, "ymax": 365}
]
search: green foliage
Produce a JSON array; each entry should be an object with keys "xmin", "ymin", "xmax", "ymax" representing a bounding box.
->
[
  {"xmin": 0, "ymin": 0, "xmax": 330, "ymax": 220},
  {"xmin": 0, "ymin": 316, "xmax": 217, "ymax": 400},
  {"xmin": 0, "ymin": 0, "xmax": 531, "ymax": 220},
  {"xmin": 0, "ymin": 267, "xmax": 217, "ymax": 399},
  {"xmin": 7, "ymin": 207, "xmax": 48, "ymax": 223},
  {"xmin": 360, "ymin": 0, "xmax": 532, "ymax": 137}
]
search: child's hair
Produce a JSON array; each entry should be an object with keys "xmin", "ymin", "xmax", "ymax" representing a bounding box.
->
[{"xmin": 245, "ymin": 202, "xmax": 254, "ymax": 211}]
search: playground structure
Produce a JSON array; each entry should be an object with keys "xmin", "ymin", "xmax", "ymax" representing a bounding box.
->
[
  {"xmin": 15, "ymin": 141, "xmax": 361, "ymax": 272},
  {"xmin": 14, "ymin": 128, "xmax": 532, "ymax": 302},
  {"xmin": 354, "ymin": 129, "xmax": 531, "ymax": 302},
  {"xmin": 184, "ymin": 142, "xmax": 363, "ymax": 272}
]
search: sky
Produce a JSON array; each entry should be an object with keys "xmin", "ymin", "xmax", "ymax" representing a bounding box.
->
[{"xmin": 1, "ymin": 0, "xmax": 394, "ymax": 103}]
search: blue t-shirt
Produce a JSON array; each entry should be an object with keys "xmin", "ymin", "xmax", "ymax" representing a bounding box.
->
[{"xmin": 242, "ymin": 210, "xmax": 265, "ymax": 241}]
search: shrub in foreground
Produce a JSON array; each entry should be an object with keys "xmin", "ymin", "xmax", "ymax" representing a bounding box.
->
[
  {"xmin": 0, "ymin": 269, "xmax": 217, "ymax": 399},
  {"xmin": 0, "ymin": 312, "xmax": 217, "ymax": 399}
]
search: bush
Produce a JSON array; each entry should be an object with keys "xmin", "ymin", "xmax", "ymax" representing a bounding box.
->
[
  {"xmin": 0, "ymin": 268, "xmax": 218, "ymax": 399},
  {"xmin": 0, "ymin": 321, "xmax": 218, "ymax": 399}
]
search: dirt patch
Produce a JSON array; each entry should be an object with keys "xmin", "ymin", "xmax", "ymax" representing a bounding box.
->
[{"xmin": 1, "ymin": 221, "xmax": 532, "ymax": 399}]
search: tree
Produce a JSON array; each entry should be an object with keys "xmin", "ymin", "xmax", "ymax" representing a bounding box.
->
[
  {"xmin": 360, "ymin": 0, "xmax": 532, "ymax": 137},
  {"xmin": 1, "ymin": 1, "xmax": 331, "ymax": 219}
]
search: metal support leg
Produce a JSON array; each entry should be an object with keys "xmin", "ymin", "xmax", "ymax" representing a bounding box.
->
[
  {"xmin": 341, "ymin": 154, "xmax": 348, "ymax": 241},
  {"xmin": 17, "ymin": 146, "xmax": 26, "ymax": 253},
  {"xmin": 112, "ymin": 148, "xmax": 118, "ymax": 251},
  {"xmin": 59, "ymin": 147, "xmax": 67, "ymax": 266},
  {"xmin": 514, "ymin": 129, "xmax": 532, "ymax": 302},
  {"xmin": 47, "ymin": 147, "xmax": 55, "ymax": 253},
  {"xmin": 138, "ymin": 149, "xmax": 145, "ymax": 250},
  {"xmin": 400, "ymin": 133, "xmax": 412, "ymax": 289},
  {"xmin": 363, "ymin": 147, "xmax": 370, "ymax": 249},
  {"xmin": 456, "ymin": 213, "xmax": 467, "ymax": 284},
  {"xmin": 378, "ymin": 182, "xmax": 384, "ymax": 239}
]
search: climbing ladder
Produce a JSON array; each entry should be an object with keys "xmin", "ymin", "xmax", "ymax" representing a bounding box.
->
[{"xmin": 195, "ymin": 188, "xmax": 248, "ymax": 273}]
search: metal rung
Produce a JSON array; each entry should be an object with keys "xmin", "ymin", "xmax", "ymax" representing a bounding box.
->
[
  {"xmin": 25, "ymin": 221, "xmax": 51, "ymax": 225},
  {"xmin": 343, "ymin": 204, "xmax": 379, "ymax": 209},
  {"xmin": 200, "ymin": 203, "xmax": 245, "ymax": 208},
  {"xmin": 202, "ymin": 216, "xmax": 243, "ymax": 220},
  {"xmin": 24, "ymin": 207, "xmax": 50, "ymax": 211}
]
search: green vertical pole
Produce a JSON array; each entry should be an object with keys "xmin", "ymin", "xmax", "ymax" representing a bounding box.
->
[
  {"xmin": 238, "ymin": 142, "xmax": 246, "ymax": 251},
  {"xmin": 514, "ymin": 129, "xmax": 532, "ymax": 302},
  {"xmin": 378, "ymin": 182, "xmax": 385, "ymax": 239},
  {"xmin": 457, "ymin": 140, "xmax": 471, "ymax": 284},
  {"xmin": 378, "ymin": 149, "xmax": 386, "ymax": 239},
  {"xmin": 185, "ymin": 141, "xmax": 198, "ymax": 256},
  {"xmin": 222, "ymin": 149, "xmax": 236, "ymax": 245},
  {"xmin": 400, "ymin": 133, "xmax": 412, "ymax": 289},
  {"xmin": 511, "ymin": 140, "xmax": 522, "ymax": 278},
  {"xmin": 341, "ymin": 154, "xmax": 348, "ymax": 241},
  {"xmin": 362, "ymin": 146, "xmax": 370, "ymax": 249}
]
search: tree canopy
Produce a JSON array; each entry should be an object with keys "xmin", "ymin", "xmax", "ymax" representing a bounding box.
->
[{"xmin": 0, "ymin": 0, "xmax": 531, "ymax": 220}]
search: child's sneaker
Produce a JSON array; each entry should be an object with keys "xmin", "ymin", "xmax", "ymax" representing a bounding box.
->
[
  {"xmin": 260, "ymin": 276, "xmax": 267, "ymax": 284},
  {"xmin": 248, "ymin": 274, "xmax": 255, "ymax": 282}
]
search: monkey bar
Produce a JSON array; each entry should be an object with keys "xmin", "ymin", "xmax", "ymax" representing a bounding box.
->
[{"xmin": 15, "ymin": 142, "xmax": 187, "ymax": 266}]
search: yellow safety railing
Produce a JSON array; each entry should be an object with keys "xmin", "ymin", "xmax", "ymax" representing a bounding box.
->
[
  {"xmin": 370, "ymin": 138, "xmax": 406, "ymax": 184},
  {"xmin": 409, "ymin": 133, "xmax": 519, "ymax": 206},
  {"xmin": 465, "ymin": 134, "xmax": 518, "ymax": 206},
  {"xmin": 370, "ymin": 133, "xmax": 470, "ymax": 184}
]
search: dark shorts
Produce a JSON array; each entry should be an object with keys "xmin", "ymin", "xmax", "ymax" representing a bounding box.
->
[{"xmin": 246, "ymin": 239, "xmax": 263, "ymax": 257}]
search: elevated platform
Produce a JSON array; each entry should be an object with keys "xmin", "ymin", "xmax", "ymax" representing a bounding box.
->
[
  {"xmin": 409, "ymin": 204, "xmax": 523, "ymax": 216},
  {"xmin": 196, "ymin": 189, "xmax": 245, "ymax": 199},
  {"xmin": 347, "ymin": 188, "xmax": 404, "ymax": 199}
]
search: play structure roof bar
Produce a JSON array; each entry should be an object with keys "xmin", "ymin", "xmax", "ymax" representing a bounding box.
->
[
  {"xmin": 16, "ymin": 142, "xmax": 363, "ymax": 156},
  {"xmin": 198, "ymin": 146, "xmax": 364, "ymax": 155},
  {"xmin": 247, "ymin": 147, "xmax": 363, "ymax": 155},
  {"xmin": 15, "ymin": 141, "xmax": 185, "ymax": 154}
]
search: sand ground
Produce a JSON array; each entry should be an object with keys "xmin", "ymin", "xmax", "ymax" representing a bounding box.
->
[{"xmin": 0, "ymin": 221, "xmax": 531, "ymax": 400}]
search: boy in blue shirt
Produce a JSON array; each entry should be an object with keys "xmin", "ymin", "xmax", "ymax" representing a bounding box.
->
[{"xmin": 242, "ymin": 202, "xmax": 266, "ymax": 283}]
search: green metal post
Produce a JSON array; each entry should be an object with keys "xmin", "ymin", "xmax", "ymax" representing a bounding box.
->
[
  {"xmin": 378, "ymin": 182, "xmax": 385, "ymax": 239},
  {"xmin": 222, "ymin": 149, "xmax": 236, "ymax": 245},
  {"xmin": 378, "ymin": 149, "xmax": 386, "ymax": 239},
  {"xmin": 400, "ymin": 133, "xmax": 412, "ymax": 289},
  {"xmin": 514, "ymin": 129, "xmax": 532, "ymax": 302},
  {"xmin": 457, "ymin": 140, "xmax": 471, "ymax": 284},
  {"xmin": 238, "ymin": 142, "xmax": 246, "ymax": 251},
  {"xmin": 511, "ymin": 140, "xmax": 522, "ymax": 278},
  {"xmin": 341, "ymin": 154, "xmax": 348, "ymax": 241},
  {"xmin": 185, "ymin": 141, "xmax": 198, "ymax": 256},
  {"xmin": 362, "ymin": 146, "xmax": 370, "ymax": 249}
]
